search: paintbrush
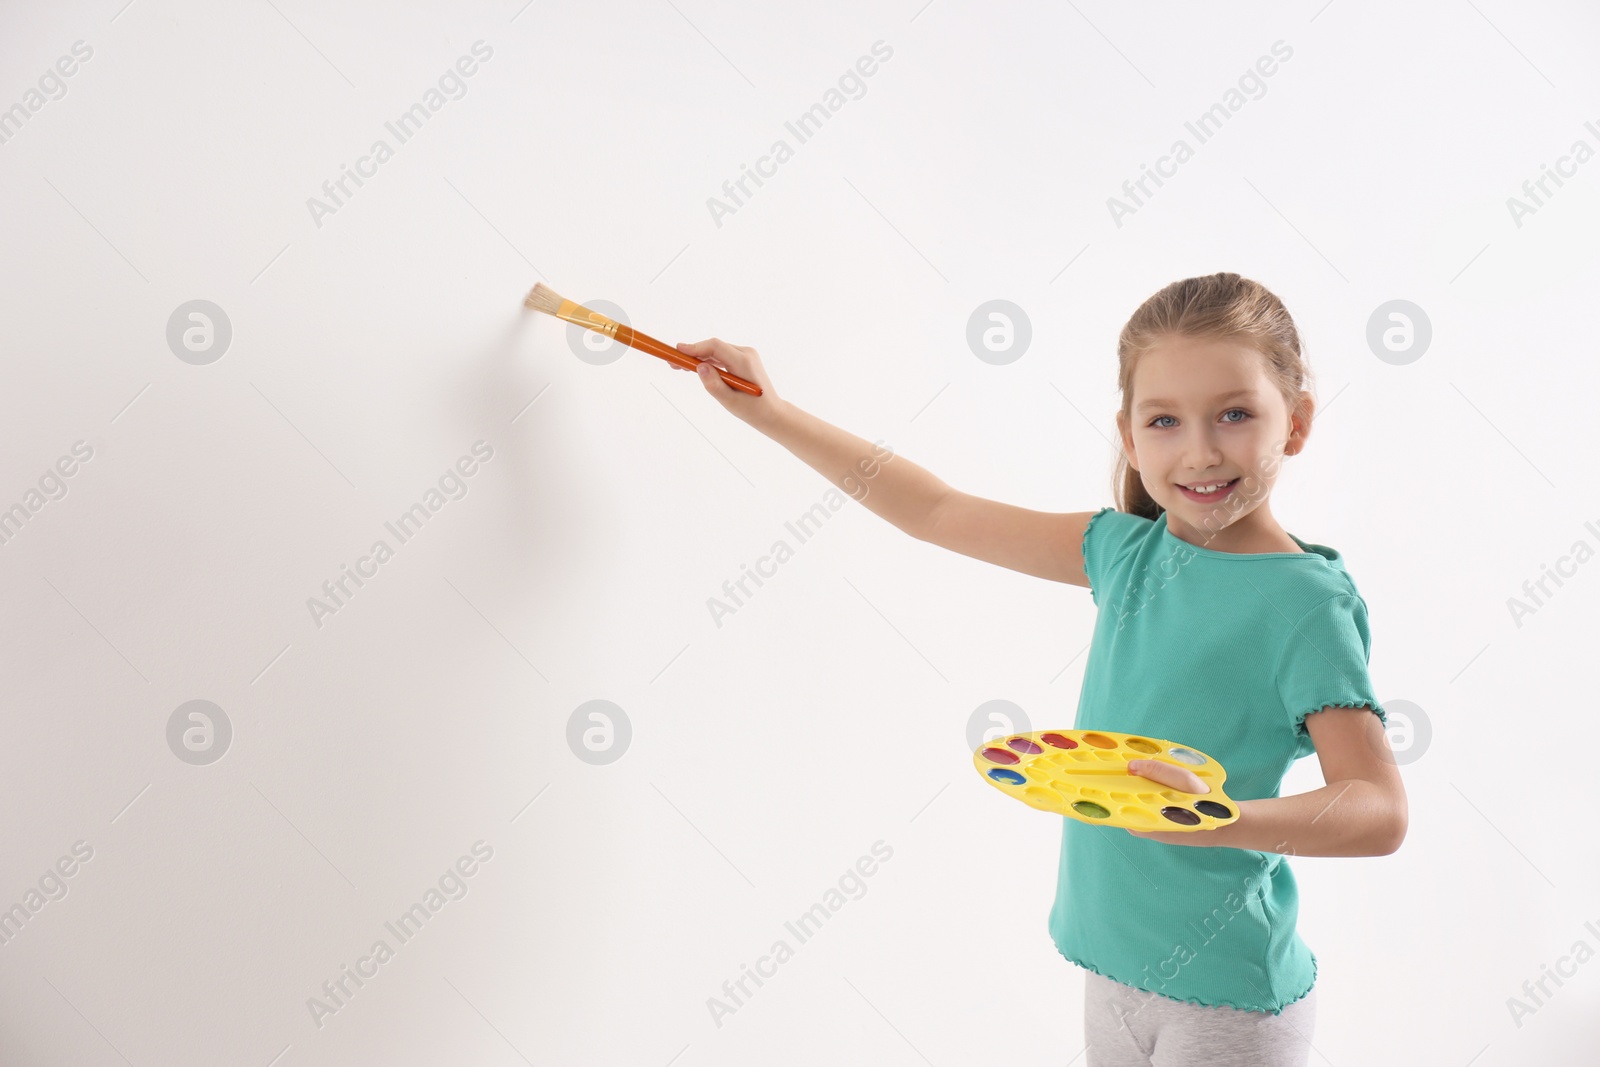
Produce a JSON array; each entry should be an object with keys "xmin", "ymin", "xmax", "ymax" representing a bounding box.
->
[{"xmin": 523, "ymin": 283, "xmax": 763, "ymax": 397}]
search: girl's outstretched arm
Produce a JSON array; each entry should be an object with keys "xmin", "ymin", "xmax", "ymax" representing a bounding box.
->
[
  {"xmin": 1128, "ymin": 707, "xmax": 1408, "ymax": 856},
  {"xmin": 676, "ymin": 337, "xmax": 947, "ymax": 540},
  {"xmin": 679, "ymin": 337, "xmax": 1099, "ymax": 584}
]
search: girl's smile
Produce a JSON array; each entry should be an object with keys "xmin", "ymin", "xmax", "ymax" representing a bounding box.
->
[{"xmin": 1175, "ymin": 477, "xmax": 1240, "ymax": 503}]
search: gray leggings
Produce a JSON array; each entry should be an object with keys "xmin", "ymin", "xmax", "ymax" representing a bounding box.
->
[{"xmin": 1083, "ymin": 971, "xmax": 1316, "ymax": 1067}]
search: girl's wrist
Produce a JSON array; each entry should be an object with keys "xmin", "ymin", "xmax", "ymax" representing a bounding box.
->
[
  {"xmin": 747, "ymin": 395, "xmax": 793, "ymax": 435},
  {"xmin": 1219, "ymin": 800, "xmax": 1295, "ymax": 854}
]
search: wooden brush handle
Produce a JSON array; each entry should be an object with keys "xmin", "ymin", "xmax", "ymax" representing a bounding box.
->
[{"xmin": 615, "ymin": 325, "xmax": 763, "ymax": 397}]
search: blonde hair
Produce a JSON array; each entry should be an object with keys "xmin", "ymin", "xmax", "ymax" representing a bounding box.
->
[{"xmin": 1112, "ymin": 272, "xmax": 1316, "ymax": 520}]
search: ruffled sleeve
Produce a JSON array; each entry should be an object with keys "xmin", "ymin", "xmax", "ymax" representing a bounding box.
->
[
  {"xmin": 1274, "ymin": 593, "xmax": 1387, "ymax": 752},
  {"xmin": 1081, "ymin": 506, "xmax": 1152, "ymax": 607}
]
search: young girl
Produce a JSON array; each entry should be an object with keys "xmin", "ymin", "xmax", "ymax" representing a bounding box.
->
[{"xmin": 673, "ymin": 272, "xmax": 1407, "ymax": 1066}]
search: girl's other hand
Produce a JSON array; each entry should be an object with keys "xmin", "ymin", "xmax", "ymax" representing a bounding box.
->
[
  {"xmin": 673, "ymin": 338, "xmax": 780, "ymax": 427},
  {"xmin": 1125, "ymin": 758, "xmax": 1230, "ymax": 846}
]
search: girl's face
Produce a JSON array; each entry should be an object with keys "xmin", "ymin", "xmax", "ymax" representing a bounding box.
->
[{"xmin": 1116, "ymin": 336, "xmax": 1312, "ymax": 545}]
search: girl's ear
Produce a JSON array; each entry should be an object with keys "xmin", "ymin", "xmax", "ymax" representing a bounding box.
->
[{"xmin": 1285, "ymin": 391, "xmax": 1315, "ymax": 456}]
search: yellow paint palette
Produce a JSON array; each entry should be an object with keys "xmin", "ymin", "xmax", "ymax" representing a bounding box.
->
[{"xmin": 973, "ymin": 729, "xmax": 1239, "ymax": 832}]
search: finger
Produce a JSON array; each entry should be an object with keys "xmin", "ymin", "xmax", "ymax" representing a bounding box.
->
[
  {"xmin": 1127, "ymin": 759, "xmax": 1210, "ymax": 794},
  {"xmin": 677, "ymin": 341, "xmax": 731, "ymax": 370},
  {"xmin": 673, "ymin": 342, "xmax": 710, "ymax": 371},
  {"xmin": 697, "ymin": 360, "xmax": 727, "ymax": 389}
]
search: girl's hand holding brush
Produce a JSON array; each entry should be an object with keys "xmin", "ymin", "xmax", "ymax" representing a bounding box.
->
[{"xmin": 672, "ymin": 338, "xmax": 781, "ymax": 428}]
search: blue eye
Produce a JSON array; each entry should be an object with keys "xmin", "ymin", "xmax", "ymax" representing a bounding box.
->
[{"xmin": 1147, "ymin": 409, "xmax": 1251, "ymax": 428}]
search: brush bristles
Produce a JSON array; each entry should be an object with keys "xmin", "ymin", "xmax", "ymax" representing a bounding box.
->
[{"xmin": 523, "ymin": 282, "xmax": 566, "ymax": 315}]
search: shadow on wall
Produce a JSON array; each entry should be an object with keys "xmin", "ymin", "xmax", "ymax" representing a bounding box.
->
[{"xmin": 437, "ymin": 301, "xmax": 610, "ymax": 627}]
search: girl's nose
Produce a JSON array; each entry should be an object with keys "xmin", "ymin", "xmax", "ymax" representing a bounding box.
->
[{"xmin": 1182, "ymin": 435, "xmax": 1223, "ymax": 469}]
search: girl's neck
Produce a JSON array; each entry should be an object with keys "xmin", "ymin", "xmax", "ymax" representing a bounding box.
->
[{"xmin": 1164, "ymin": 502, "xmax": 1304, "ymax": 554}]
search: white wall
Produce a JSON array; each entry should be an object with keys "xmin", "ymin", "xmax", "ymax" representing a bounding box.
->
[{"xmin": 2, "ymin": 1, "xmax": 1597, "ymax": 1064}]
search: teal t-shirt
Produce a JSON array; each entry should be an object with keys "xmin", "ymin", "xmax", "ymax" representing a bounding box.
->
[{"xmin": 1047, "ymin": 506, "xmax": 1388, "ymax": 1014}]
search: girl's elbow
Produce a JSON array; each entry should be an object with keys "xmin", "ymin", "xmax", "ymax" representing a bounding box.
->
[{"xmin": 1377, "ymin": 807, "xmax": 1408, "ymax": 856}]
